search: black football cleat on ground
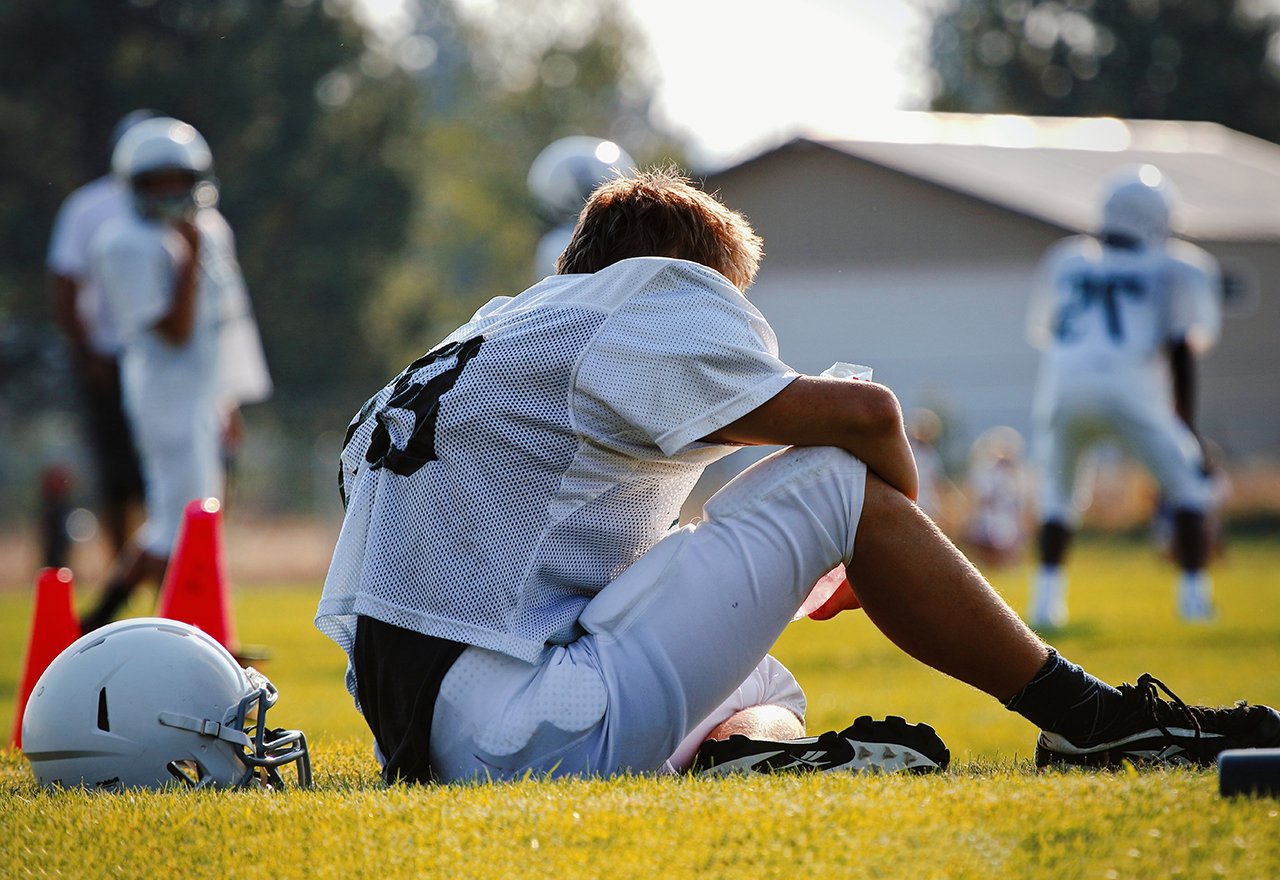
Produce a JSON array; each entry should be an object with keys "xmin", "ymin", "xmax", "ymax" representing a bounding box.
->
[
  {"xmin": 1036, "ymin": 673, "xmax": 1280, "ymax": 769},
  {"xmin": 691, "ymin": 715, "xmax": 950, "ymax": 777}
]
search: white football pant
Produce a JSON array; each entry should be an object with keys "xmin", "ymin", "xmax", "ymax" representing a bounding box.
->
[
  {"xmin": 1033, "ymin": 379, "xmax": 1209, "ymax": 525},
  {"xmin": 428, "ymin": 445, "xmax": 868, "ymax": 781},
  {"xmin": 130, "ymin": 400, "xmax": 224, "ymax": 556}
]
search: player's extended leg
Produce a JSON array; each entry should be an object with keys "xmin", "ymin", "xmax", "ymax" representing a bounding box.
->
[
  {"xmin": 846, "ymin": 473, "xmax": 1050, "ymax": 700},
  {"xmin": 1031, "ymin": 519, "xmax": 1072, "ymax": 628},
  {"xmin": 1028, "ymin": 409, "xmax": 1088, "ymax": 629},
  {"xmin": 826, "ymin": 471, "xmax": 1280, "ymax": 770},
  {"xmin": 1112, "ymin": 401, "xmax": 1214, "ymax": 620},
  {"xmin": 1172, "ymin": 509, "xmax": 1207, "ymax": 570}
]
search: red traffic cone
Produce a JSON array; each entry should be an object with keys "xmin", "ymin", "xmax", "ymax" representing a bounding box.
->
[
  {"xmin": 155, "ymin": 498, "xmax": 238, "ymax": 653},
  {"xmin": 11, "ymin": 567, "xmax": 80, "ymax": 749}
]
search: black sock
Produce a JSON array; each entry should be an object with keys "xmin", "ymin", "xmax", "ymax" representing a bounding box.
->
[{"xmin": 1005, "ymin": 649, "xmax": 1125, "ymax": 743}]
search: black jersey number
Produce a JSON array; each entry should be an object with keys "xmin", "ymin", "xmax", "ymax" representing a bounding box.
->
[
  {"xmin": 363, "ymin": 335, "xmax": 485, "ymax": 477},
  {"xmin": 1055, "ymin": 273, "xmax": 1145, "ymax": 343}
]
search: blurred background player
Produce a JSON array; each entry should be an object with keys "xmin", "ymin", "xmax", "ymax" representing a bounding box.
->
[
  {"xmin": 79, "ymin": 117, "xmax": 271, "ymax": 632},
  {"xmin": 963, "ymin": 425, "xmax": 1032, "ymax": 570},
  {"xmin": 1152, "ymin": 436, "xmax": 1232, "ymax": 565},
  {"xmin": 527, "ymin": 136, "xmax": 635, "ymax": 279},
  {"xmin": 45, "ymin": 110, "xmax": 155, "ymax": 558},
  {"xmin": 906, "ymin": 406, "xmax": 955, "ymax": 530},
  {"xmin": 1026, "ymin": 165, "xmax": 1222, "ymax": 628}
]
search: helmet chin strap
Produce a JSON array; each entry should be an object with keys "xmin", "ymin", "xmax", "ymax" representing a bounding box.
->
[{"xmin": 157, "ymin": 710, "xmax": 254, "ymax": 749}]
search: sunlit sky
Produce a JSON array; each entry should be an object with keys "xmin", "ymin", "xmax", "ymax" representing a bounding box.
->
[
  {"xmin": 618, "ymin": 0, "xmax": 933, "ymax": 164},
  {"xmin": 356, "ymin": 0, "xmax": 934, "ymax": 165}
]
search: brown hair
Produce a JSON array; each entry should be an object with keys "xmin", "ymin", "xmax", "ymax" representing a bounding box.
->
[{"xmin": 556, "ymin": 166, "xmax": 764, "ymax": 291}]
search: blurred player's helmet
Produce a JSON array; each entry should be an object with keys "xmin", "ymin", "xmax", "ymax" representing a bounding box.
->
[
  {"xmin": 527, "ymin": 136, "xmax": 636, "ymax": 223},
  {"xmin": 970, "ymin": 425, "xmax": 1025, "ymax": 465},
  {"xmin": 23, "ymin": 618, "xmax": 310, "ymax": 791},
  {"xmin": 109, "ymin": 108, "xmax": 158, "ymax": 152},
  {"xmin": 1099, "ymin": 164, "xmax": 1174, "ymax": 248},
  {"xmin": 112, "ymin": 116, "xmax": 219, "ymax": 222}
]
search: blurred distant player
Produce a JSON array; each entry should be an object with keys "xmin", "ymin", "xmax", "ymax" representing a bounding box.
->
[
  {"xmin": 46, "ymin": 110, "xmax": 154, "ymax": 555},
  {"xmin": 80, "ymin": 117, "xmax": 271, "ymax": 632},
  {"xmin": 906, "ymin": 407, "xmax": 952, "ymax": 528},
  {"xmin": 963, "ymin": 426, "xmax": 1031, "ymax": 570},
  {"xmin": 1026, "ymin": 165, "xmax": 1222, "ymax": 628},
  {"xmin": 527, "ymin": 136, "xmax": 635, "ymax": 279}
]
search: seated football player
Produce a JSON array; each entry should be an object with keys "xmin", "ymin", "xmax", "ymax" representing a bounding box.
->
[{"xmin": 317, "ymin": 167, "xmax": 1280, "ymax": 783}]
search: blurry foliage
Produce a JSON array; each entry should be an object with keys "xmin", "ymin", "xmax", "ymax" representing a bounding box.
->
[
  {"xmin": 927, "ymin": 0, "xmax": 1280, "ymax": 143},
  {"xmin": 368, "ymin": 0, "xmax": 677, "ymax": 372},
  {"xmin": 0, "ymin": 0, "xmax": 421, "ymax": 412},
  {"xmin": 0, "ymin": 0, "xmax": 676, "ymax": 426}
]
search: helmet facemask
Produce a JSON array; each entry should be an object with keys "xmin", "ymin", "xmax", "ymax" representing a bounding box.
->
[
  {"xmin": 130, "ymin": 169, "xmax": 220, "ymax": 224},
  {"xmin": 160, "ymin": 666, "xmax": 311, "ymax": 790}
]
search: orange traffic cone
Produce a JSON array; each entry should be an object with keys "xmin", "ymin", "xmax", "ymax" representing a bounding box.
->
[
  {"xmin": 11, "ymin": 567, "xmax": 80, "ymax": 749},
  {"xmin": 155, "ymin": 498, "xmax": 238, "ymax": 654}
]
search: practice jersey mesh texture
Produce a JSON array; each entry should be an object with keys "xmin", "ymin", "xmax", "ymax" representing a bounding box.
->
[{"xmin": 317, "ymin": 257, "xmax": 795, "ymax": 693}]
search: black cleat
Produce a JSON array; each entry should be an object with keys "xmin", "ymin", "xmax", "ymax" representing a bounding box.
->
[
  {"xmin": 1036, "ymin": 673, "xmax": 1280, "ymax": 769},
  {"xmin": 690, "ymin": 715, "xmax": 949, "ymax": 777}
]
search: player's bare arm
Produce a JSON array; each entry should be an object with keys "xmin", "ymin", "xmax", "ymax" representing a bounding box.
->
[
  {"xmin": 153, "ymin": 217, "xmax": 201, "ymax": 345},
  {"xmin": 1167, "ymin": 337, "xmax": 1197, "ymax": 436},
  {"xmin": 703, "ymin": 375, "xmax": 919, "ymax": 502}
]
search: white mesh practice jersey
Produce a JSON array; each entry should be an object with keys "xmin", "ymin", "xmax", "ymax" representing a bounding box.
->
[
  {"xmin": 1027, "ymin": 236, "xmax": 1221, "ymax": 399},
  {"xmin": 46, "ymin": 175, "xmax": 132, "ymax": 356},
  {"xmin": 317, "ymin": 257, "xmax": 798, "ymax": 691},
  {"xmin": 89, "ymin": 207, "xmax": 266, "ymax": 421}
]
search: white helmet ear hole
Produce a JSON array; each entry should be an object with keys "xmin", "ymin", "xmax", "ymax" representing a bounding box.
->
[{"xmin": 96, "ymin": 688, "xmax": 110, "ymax": 732}]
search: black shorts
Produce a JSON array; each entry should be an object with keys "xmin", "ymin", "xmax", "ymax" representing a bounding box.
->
[
  {"xmin": 353, "ymin": 615, "xmax": 468, "ymax": 784},
  {"xmin": 79, "ymin": 360, "xmax": 144, "ymax": 504}
]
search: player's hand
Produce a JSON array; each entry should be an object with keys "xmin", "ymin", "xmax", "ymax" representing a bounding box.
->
[
  {"xmin": 221, "ymin": 406, "xmax": 244, "ymax": 452},
  {"xmin": 807, "ymin": 576, "xmax": 861, "ymax": 620},
  {"xmin": 174, "ymin": 218, "xmax": 201, "ymax": 253}
]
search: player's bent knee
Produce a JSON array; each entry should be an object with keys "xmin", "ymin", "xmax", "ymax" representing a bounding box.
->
[
  {"xmin": 703, "ymin": 445, "xmax": 864, "ymax": 521},
  {"xmin": 861, "ymin": 469, "xmax": 915, "ymax": 517}
]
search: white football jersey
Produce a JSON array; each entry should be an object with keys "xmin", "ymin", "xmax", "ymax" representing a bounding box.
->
[
  {"xmin": 1027, "ymin": 235, "xmax": 1221, "ymax": 401},
  {"xmin": 46, "ymin": 175, "xmax": 133, "ymax": 356},
  {"xmin": 89, "ymin": 207, "xmax": 265, "ymax": 421},
  {"xmin": 317, "ymin": 257, "xmax": 797, "ymax": 687}
]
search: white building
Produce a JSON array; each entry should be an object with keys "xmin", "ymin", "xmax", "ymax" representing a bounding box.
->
[{"xmin": 699, "ymin": 112, "xmax": 1280, "ymax": 464}]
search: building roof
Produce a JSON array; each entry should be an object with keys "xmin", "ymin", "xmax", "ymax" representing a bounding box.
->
[{"xmin": 707, "ymin": 113, "xmax": 1280, "ymax": 243}]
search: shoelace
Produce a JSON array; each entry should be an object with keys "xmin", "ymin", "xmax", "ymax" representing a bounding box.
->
[{"xmin": 1135, "ymin": 673, "xmax": 1202, "ymax": 742}]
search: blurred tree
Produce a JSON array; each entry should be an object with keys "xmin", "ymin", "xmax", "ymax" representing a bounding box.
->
[
  {"xmin": 928, "ymin": 0, "xmax": 1280, "ymax": 143},
  {"xmin": 366, "ymin": 0, "xmax": 677, "ymax": 372},
  {"xmin": 0, "ymin": 0, "xmax": 675, "ymax": 419},
  {"xmin": 0, "ymin": 0, "xmax": 426, "ymax": 410}
]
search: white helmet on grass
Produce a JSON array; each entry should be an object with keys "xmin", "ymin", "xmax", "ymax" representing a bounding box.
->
[
  {"xmin": 112, "ymin": 116, "xmax": 219, "ymax": 221},
  {"xmin": 22, "ymin": 618, "xmax": 310, "ymax": 791},
  {"xmin": 1099, "ymin": 164, "xmax": 1174, "ymax": 248},
  {"xmin": 527, "ymin": 135, "xmax": 635, "ymax": 223}
]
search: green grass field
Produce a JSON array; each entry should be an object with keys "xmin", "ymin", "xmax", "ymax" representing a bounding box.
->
[{"xmin": 2, "ymin": 538, "xmax": 1278, "ymax": 879}]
